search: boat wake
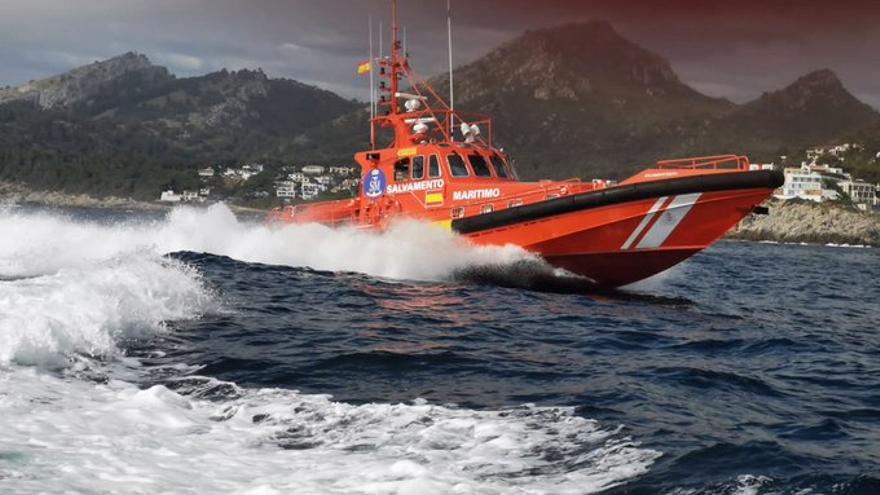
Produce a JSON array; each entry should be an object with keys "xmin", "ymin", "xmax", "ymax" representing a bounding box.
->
[
  {"xmin": 0, "ymin": 203, "xmax": 535, "ymax": 282},
  {"xmin": 3, "ymin": 369, "xmax": 659, "ymax": 494},
  {"xmin": 0, "ymin": 205, "xmax": 661, "ymax": 493}
]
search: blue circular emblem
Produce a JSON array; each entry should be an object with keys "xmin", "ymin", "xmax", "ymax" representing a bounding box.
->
[{"xmin": 363, "ymin": 168, "xmax": 386, "ymax": 199}]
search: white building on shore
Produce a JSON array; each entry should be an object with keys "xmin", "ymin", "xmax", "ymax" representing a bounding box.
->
[
  {"xmin": 328, "ymin": 166, "xmax": 356, "ymax": 175},
  {"xmin": 776, "ymin": 162, "xmax": 880, "ymax": 209},
  {"xmin": 242, "ymin": 163, "xmax": 264, "ymax": 174},
  {"xmin": 275, "ymin": 181, "xmax": 297, "ymax": 199},
  {"xmin": 222, "ymin": 164, "xmax": 263, "ymax": 182},
  {"xmin": 806, "ymin": 143, "xmax": 861, "ymax": 162},
  {"xmin": 776, "ymin": 166, "xmax": 839, "ymax": 202},
  {"xmin": 160, "ymin": 190, "xmax": 181, "ymax": 202},
  {"xmin": 838, "ymin": 180, "xmax": 878, "ymax": 209},
  {"xmin": 802, "ymin": 162, "xmax": 848, "ymax": 178},
  {"xmin": 160, "ymin": 189, "xmax": 206, "ymax": 203},
  {"xmin": 301, "ymin": 182, "xmax": 322, "ymax": 200}
]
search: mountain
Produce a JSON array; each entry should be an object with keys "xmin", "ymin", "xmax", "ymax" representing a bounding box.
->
[
  {"xmin": 305, "ymin": 22, "xmax": 877, "ymax": 181},
  {"xmin": 699, "ymin": 69, "xmax": 880, "ymax": 156},
  {"xmin": 1, "ymin": 24, "xmax": 878, "ymax": 201},
  {"xmin": 0, "ymin": 54, "xmax": 359, "ymax": 198},
  {"xmin": 0, "ymin": 52, "xmax": 173, "ymax": 110},
  {"xmin": 432, "ymin": 21, "xmax": 726, "ymax": 108},
  {"xmin": 424, "ymin": 22, "xmax": 735, "ymax": 179},
  {"xmin": 423, "ymin": 24, "xmax": 880, "ymax": 179},
  {"xmin": 95, "ymin": 66, "xmax": 360, "ymax": 158}
]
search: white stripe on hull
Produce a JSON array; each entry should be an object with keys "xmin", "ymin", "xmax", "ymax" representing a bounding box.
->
[
  {"xmin": 620, "ymin": 196, "xmax": 667, "ymax": 250},
  {"xmin": 635, "ymin": 193, "xmax": 702, "ymax": 249}
]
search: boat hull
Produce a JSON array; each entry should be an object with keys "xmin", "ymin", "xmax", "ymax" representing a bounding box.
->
[{"xmin": 459, "ymin": 185, "xmax": 775, "ymax": 287}]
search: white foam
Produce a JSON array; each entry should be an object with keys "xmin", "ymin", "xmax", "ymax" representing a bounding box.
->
[
  {"xmin": 731, "ymin": 475, "xmax": 773, "ymax": 495},
  {"xmin": 824, "ymin": 243, "xmax": 869, "ymax": 249},
  {"xmin": 0, "ymin": 206, "xmax": 660, "ymax": 491},
  {"xmin": 0, "ymin": 369, "xmax": 661, "ymax": 494},
  {"xmin": 0, "ymin": 256, "xmax": 213, "ymax": 368},
  {"xmin": 0, "ymin": 204, "xmax": 534, "ymax": 281},
  {"xmin": 0, "ymin": 205, "xmax": 539, "ymax": 367}
]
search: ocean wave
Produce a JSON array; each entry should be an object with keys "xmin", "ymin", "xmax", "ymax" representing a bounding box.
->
[
  {"xmin": 660, "ymin": 473, "xmax": 880, "ymax": 495},
  {"xmin": 0, "ymin": 256, "xmax": 213, "ymax": 368},
  {"xmin": 0, "ymin": 369, "xmax": 661, "ymax": 494},
  {"xmin": 0, "ymin": 204, "xmax": 545, "ymax": 368},
  {"xmin": 0, "ymin": 203, "xmax": 536, "ymax": 282}
]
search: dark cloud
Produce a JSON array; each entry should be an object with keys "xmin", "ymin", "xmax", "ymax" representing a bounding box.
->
[{"xmin": 0, "ymin": 0, "xmax": 877, "ymax": 107}]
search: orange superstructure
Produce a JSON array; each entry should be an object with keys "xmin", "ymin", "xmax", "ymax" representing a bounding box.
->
[{"xmin": 268, "ymin": 0, "xmax": 783, "ymax": 288}]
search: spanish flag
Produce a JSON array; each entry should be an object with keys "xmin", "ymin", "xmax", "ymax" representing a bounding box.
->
[
  {"xmin": 426, "ymin": 191, "xmax": 444, "ymax": 206},
  {"xmin": 357, "ymin": 59, "xmax": 371, "ymax": 75}
]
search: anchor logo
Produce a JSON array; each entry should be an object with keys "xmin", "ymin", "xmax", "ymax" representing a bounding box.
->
[{"xmin": 364, "ymin": 168, "xmax": 386, "ymax": 199}]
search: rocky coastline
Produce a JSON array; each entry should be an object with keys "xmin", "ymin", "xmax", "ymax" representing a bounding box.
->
[
  {"xmin": 0, "ymin": 182, "xmax": 166, "ymax": 210},
  {"xmin": 0, "ymin": 183, "xmax": 267, "ymax": 214},
  {"xmin": 728, "ymin": 199, "xmax": 880, "ymax": 247}
]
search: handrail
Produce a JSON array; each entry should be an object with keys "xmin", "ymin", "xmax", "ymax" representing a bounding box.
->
[
  {"xmin": 656, "ymin": 154, "xmax": 750, "ymax": 171},
  {"xmin": 376, "ymin": 108, "xmax": 494, "ymax": 147}
]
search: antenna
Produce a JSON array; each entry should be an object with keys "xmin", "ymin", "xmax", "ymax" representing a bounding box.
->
[
  {"xmin": 447, "ymin": 0, "xmax": 455, "ymax": 140},
  {"xmin": 389, "ymin": 0, "xmax": 401, "ymax": 115},
  {"xmin": 368, "ymin": 15, "xmax": 375, "ymax": 149}
]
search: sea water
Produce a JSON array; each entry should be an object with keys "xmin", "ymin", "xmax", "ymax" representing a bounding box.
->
[{"xmin": 0, "ymin": 204, "xmax": 877, "ymax": 494}]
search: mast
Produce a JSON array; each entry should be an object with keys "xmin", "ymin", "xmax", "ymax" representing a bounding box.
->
[
  {"xmin": 364, "ymin": 0, "xmax": 476, "ymax": 148},
  {"xmin": 447, "ymin": 0, "xmax": 454, "ymax": 139},
  {"xmin": 389, "ymin": 0, "xmax": 400, "ymax": 116},
  {"xmin": 368, "ymin": 15, "xmax": 375, "ymax": 149}
]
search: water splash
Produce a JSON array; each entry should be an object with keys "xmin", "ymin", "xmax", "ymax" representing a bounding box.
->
[
  {"xmin": 0, "ymin": 204, "xmax": 535, "ymax": 281},
  {"xmin": 0, "ymin": 257, "xmax": 212, "ymax": 368},
  {"xmin": 0, "ymin": 370, "xmax": 661, "ymax": 494}
]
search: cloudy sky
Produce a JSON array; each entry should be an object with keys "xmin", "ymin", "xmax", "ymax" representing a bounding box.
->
[{"xmin": 1, "ymin": 0, "xmax": 878, "ymax": 107}]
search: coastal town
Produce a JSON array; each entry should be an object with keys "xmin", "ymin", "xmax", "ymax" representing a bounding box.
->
[
  {"xmin": 774, "ymin": 144, "xmax": 880, "ymax": 210},
  {"xmin": 156, "ymin": 142, "xmax": 880, "ymax": 213},
  {"xmin": 157, "ymin": 162, "xmax": 360, "ymax": 205}
]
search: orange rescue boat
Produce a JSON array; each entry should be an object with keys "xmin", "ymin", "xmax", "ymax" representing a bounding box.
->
[{"xmin": 269, "ymin": 0, "xmax": 783, "ymax": 288}]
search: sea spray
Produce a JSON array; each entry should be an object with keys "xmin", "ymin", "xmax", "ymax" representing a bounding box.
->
[
  {"xmin": 0, "ymin": 256, "xmax": 213, "ymax": 368},
  {"xmin": 0, "ymin": 204, "xmax": 536, "ymax": 281},
  {"xmin": 0, "ymin": 206, "xmax": 664, "ymax": 493},
  {"xmin": 0, "ymin": 369, "xmax": 660, "ymax": 494}
]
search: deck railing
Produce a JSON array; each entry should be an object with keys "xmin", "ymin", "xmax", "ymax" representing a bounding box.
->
[
  {"xmin": 656, "ymin": 155, "xmax": 751, "ymax": 171},
  {"xmin": 374, "ymin": 109, "xmax": 493, "ymax": 147}
]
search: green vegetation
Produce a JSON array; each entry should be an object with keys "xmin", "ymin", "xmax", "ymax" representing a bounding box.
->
[
  {"xmin": 0, "ymin": 66, "xmax": 359, "ymax": 200},
  {"xmin": 1, "ymin": 26, "xmax": 878, "ymax": 202}
]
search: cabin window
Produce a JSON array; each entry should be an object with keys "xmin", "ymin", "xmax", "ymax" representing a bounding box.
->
[
  {"xmin": 394, "ymin": 158, "xmax": 410, "ymax": 182},
  {"xmin": 429, "ymin": 155, "xmax": 442, "ymax": 178},
  {"xmin": 468, "ymin": 154, "xmax": 492, "ymax": 177},
  {"xmin": 481, "ymin": 204, "xmax": 494, "ymax": 214},
  {"xmin": 451, "ymin": 207, "xmax": 465, "ymax": 219},
  {"xmin": 507, "ymin": 160, "xmax": 519, "ymax": 180},
  {"xmin": 448, "ymin": 154, "xmax": 470, "ymax": 177},
  {"xmin": 411, "ymin": 156, "xmax": 425, "ymax": 180},
  {"xmin": 490, "ymin": 155, "xmax": 509, "ymax": 179}
]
